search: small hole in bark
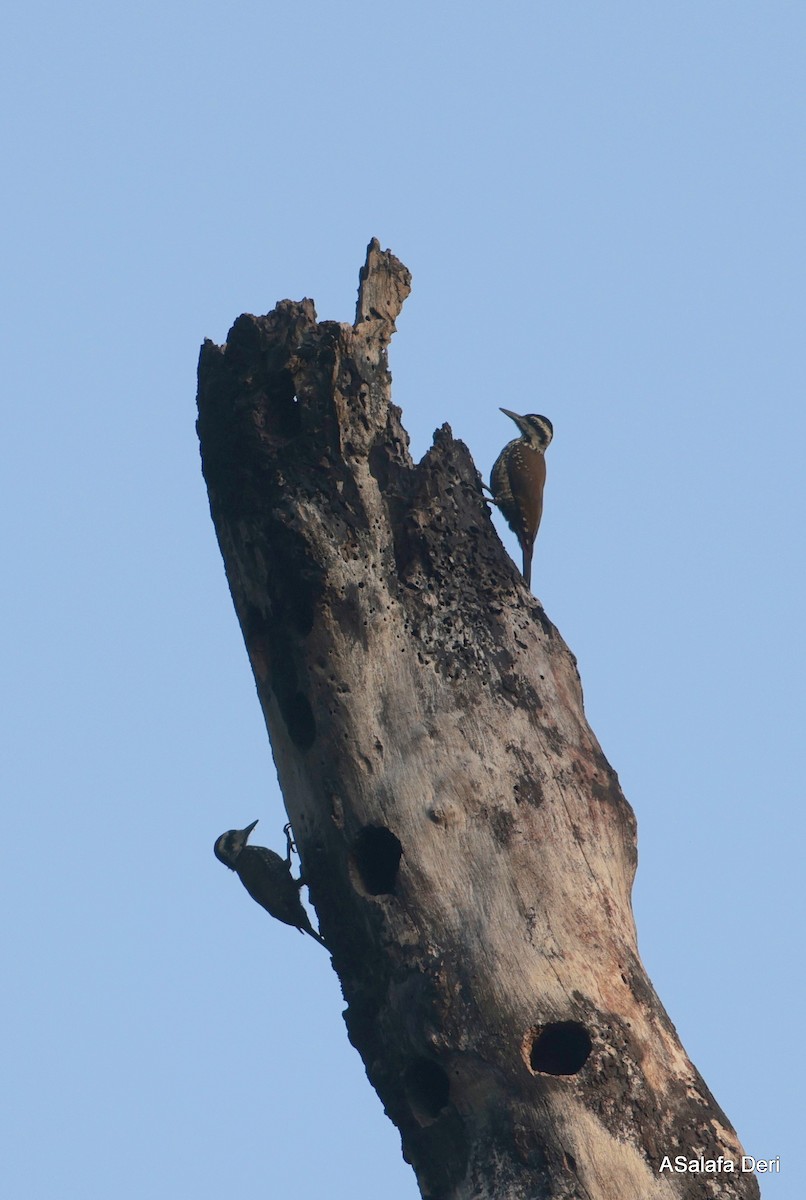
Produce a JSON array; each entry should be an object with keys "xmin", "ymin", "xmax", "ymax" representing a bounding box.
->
[
  {"xmin": 351, "ymin": 826, "xmax": 402, "ymax": 895},
  {"xmin": 527, "ymin": 1022, "xmax": 591, "ymax": 1075},
  {"xmin": 404, "ymin": 1058, "xmax": 450, "ymax": 1124}
]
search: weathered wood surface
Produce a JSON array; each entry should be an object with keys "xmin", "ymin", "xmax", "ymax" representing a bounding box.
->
[{"xmin": 196, "ymin": 240, "xmax": 758, "ymax": 1200}]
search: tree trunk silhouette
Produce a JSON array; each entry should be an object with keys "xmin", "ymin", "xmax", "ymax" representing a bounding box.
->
[{"xmin": 196, "ymin": 239, "xmax": 759, "ymax": 1200}]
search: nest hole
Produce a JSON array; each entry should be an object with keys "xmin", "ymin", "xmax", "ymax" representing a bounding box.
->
[
  {"xmin": 282, "ymin": 692, "xmax": 317, "ymax": 750},
  {"xmin": 404, "ymin": 1058, "xmax": 450, "ymax": 1125},
  {"xmin": 526, "ymin": 1022, "xmax": 591, "ymax": 1076},
  {"xmin": 350, "ymin": 825, "xmax": 402, "ymax": 895}
]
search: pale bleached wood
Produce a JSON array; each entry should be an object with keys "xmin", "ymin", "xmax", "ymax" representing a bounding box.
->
[{"xmin": 196, "ymin": 240, "xmax": 758, "ymax": 1200}]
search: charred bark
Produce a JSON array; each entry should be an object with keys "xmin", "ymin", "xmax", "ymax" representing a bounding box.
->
[{"xmin": 196, "ymin": 239, "xmax": 758, "ymax": 1200}]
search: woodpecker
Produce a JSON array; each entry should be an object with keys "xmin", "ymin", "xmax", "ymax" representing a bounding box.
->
[
  {"xmin": 214, "ymin": 819, "xmax": 327, "ymax": 948},
  {"xmin": 489, "ymin": 409, "xmax": 553, "ymax": 588}
]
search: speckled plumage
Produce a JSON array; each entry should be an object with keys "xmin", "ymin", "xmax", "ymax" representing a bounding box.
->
[
  {"xmin": 490, "ymin": 409, "xmax": 553, "ymax": 589},
  {"xmin": 214, "ymin": 820, "xmax": 327, "ymax": 947}
]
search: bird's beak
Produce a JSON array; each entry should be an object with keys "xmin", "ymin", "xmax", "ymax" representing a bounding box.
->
[
  {"xmin": 500, "ymin": 407, "xmax": 529, "ymax": 435},
  {"xmin": 243, "ymin": 819, "xmax": 259, "ymax": 836}
]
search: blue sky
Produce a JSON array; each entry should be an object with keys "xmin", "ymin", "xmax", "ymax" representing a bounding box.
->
[{"xmin": 2, "ymin": 3, "xmax": 802, "ymax": 1196}]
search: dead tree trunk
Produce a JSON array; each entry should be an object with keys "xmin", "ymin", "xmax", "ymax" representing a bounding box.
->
[{"xmin": 196, "ymin": 240, "xmax": 758, "ymax": 1200}]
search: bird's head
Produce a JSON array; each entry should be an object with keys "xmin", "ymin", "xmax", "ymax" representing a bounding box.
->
[
  {"xmin": 501, "ymin": 409, "xmax": 553, "ymax": 451},
  {"xmin": 214, "ymin": 819, "xmax": 259, "ymax": 870}
]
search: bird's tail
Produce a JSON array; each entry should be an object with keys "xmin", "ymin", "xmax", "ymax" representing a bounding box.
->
[{"xmin": 522, "ymin": 543, "xmax": 533, "ymax": 590}]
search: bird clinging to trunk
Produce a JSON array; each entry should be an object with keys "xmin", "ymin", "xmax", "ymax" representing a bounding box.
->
[
  {"xmin": 489, "ymin": 408, "xmax": 553, "ymax": 588},
  {"xmin": 214, "ymin": 819, "xmax": 328, "ymax": 948}
]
